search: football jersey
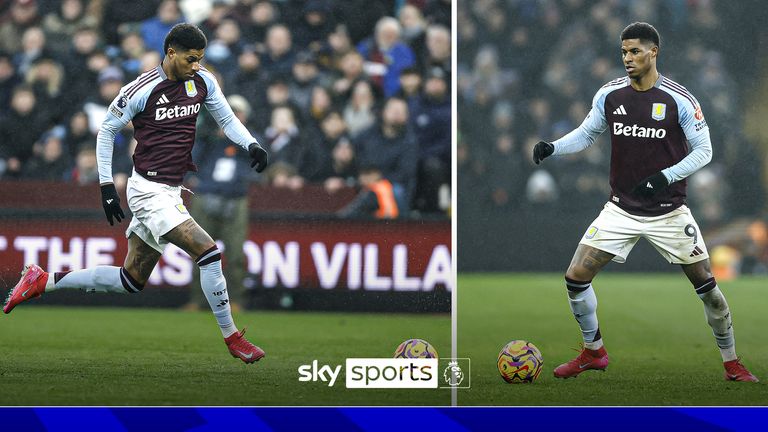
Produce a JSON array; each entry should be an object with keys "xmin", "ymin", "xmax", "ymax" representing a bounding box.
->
[
  {"xmin": 97, "ymin": 65, "xmax": 256, "ymax": 186},
  {"xmin": 557, "ymin": 75, "xmax": 710, "ymax": 216}
]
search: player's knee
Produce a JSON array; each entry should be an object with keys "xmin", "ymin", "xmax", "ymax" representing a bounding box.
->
[
  {"xmin": 564, "ymin": 275, "xmax": 592, "ymax": 293},
  {"xmin": 565, "ymin": 265, "xmax": 594, "ymax": 285},
  {"xmin": 196, "ymin": 244, "xmax": 221, "ymax": 267},
  {"xmin": 119, "ymin": 267, "xmax": 145, "ymax": 293}
]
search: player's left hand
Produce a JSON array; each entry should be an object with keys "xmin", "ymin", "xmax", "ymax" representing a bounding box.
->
[
  {"xmin": 248, "ymin": 142, "xmax": 269, "ymax": 173},
  {"xmin": 632, "ymin": 171, "xmax": 669, "ymax": 198}
]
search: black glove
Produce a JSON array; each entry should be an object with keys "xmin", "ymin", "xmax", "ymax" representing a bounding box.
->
[
  {"xmin": 532, "ymin": 141, "xmax": 554, "ymax": 164},
  {"xmin": 100, "ymin": 183, "xmax": 125, "ymax": 226},
  {"xmin": 632, "ymin": 171, "xmax": 669, "ymax": 198},
  {"xmin": 248, "ymin": 142, "xmax": 269, "ymax": 173}
]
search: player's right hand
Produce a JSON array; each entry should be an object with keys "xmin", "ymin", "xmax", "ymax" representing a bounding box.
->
[
  {"xmin": 100, "ymin": 183, "xmax": 125, "ymax": 226},
  {"xmin": 533, "ymin": 141, "xmax": 554, "ymax": 164},
  {"xmin": 248, "ymin": 142, "xmax": 269, "ymax": 173}
]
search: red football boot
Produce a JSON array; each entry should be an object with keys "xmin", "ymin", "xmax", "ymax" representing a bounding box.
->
[
  {"xmin": 225, "ymin": 328, "xmax": 265, "ymax": 364},
  {"xmin": 724, "ymin": 358, "xmax": 759, "ymax": 382},
  {"xmin": 3, "ymin": 264, "xmax": 49, "ymax": 314},
  {"xmin": 554, "ymin": 346, "xmax": 609, "ymax": 378}
]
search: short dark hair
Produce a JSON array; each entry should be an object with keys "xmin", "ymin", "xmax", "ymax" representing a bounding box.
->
[
  {"xmin": 163, "ymin": 23, "xmax": 207, "ymax": 55},
  {"xmin": 620, "ymin": 22, "xmax": 660, "ymax": 48}
]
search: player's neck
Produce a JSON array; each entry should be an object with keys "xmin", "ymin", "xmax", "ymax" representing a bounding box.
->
[
  {"xmin": 630, "ymin": 68, "xmax": 659, "ymax": 92},
  {"xmin": 161, "ymin": 57, "xmax": 178, "ymax": 81}
]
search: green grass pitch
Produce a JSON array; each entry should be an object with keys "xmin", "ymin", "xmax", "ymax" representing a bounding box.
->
[
  {"xmin": 0, "ymin": 306, "xmax": 450, "ymax": 406},
  {"xmin": 458, "ymin": 273, "xmax": 768, "ymax": 405}
]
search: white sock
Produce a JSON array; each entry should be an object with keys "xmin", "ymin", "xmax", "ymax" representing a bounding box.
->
[
  {"xmin": 565, "ymin": 278, "xmax": 602, "ymax": 349},
  {"xmin": 48, "ymin": 266, "xmax": 142, "ymax": 294},
  {"xmin": 197, "ymin": 246, "xmax": 238, "ymax": 338},
  {"xmin": 696, "ymin": 279, "xmax": 736, "ymax": 362}
]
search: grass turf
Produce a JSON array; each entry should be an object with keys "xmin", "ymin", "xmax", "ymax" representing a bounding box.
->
[
  {"xmin": 0, "ymin": 306, "xmax": 450, "ymax": 406},
  {"xmin": 458, "ymin": 273, "xmax": 768, "ymax": 406}
]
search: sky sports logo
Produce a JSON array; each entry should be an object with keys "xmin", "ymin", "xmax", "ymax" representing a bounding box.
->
[{"xmin": 298, "ymin": 358, "xmax": 470, "ymax": 389}]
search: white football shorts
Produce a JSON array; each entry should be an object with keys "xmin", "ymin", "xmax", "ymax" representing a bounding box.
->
[
  {"xmin": 579, "ymin": 202, "xmax": 709, "ymax": 264},
  {"xmin": 125, "ymin": 170, "xmax": 192, "ymax": 253}
]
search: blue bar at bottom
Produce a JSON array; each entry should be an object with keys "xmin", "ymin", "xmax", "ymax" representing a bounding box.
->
[{"xmin": 3, "ymin": 407, "xmax": 766, "ymax": 431}]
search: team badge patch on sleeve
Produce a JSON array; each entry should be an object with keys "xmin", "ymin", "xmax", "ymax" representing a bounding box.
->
[
  {"xmin": 184, "ymin": 80, "xmax": 198, "ymax": 97},
  {"xmin": 651, "ymin": 103, "xmax": 666, "ymax": 121},
  {"xmin": 175, "ymin": 204, "xmax": 189, "ymax": 214}
]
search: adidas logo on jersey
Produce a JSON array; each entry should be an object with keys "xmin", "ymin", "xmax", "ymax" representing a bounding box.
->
[
  {"xmin": 612, "ymin": 105, "xmax": 627, "ymax": 115},
  {"xmin": 613, "ymin": 122, "xmax": 667, "ymax": 139},
  {"xmin": 156, "ymin": 94, "xmax": 170, "ymax": 105},
  {"xmin": 155, "ymin": 103, "xmax": 201, "ymax": 121}
]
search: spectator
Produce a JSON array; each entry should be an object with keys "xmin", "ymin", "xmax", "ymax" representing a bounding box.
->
[
  {"xmin": 424, "ymin": 24, "xmax": 451, "ymax": 76},
  {"xmin": 0, "ymin": 52, "xmax": 21, "ymax": 118},
  {"xmin": 308, "ymin": 110, "xmax": 357, "ymax": 185},
  {"xmin": 293, "ymin": 0, "xmax": 334, "ymax": 52},
  {"xmin": 263, "ymin": 105, "xmax": 306, "ymax": 189},
  {"xmin": 230, "ymin": 45, "xmax": 266, "ymax": 113},
  {"xmin": 0, "ymin": 84, "xmax": 48, "ymax": 177},
  {"xmin": 41, "ymin": 0, "xmax": 99, "ymax": 53},
  {"xmin": 70, "ymin": 143, "xmax": 98, "ymax": 185},
  {"xmin": 410, "ymin": 67, "xmax": 450, "ymax": 213},
  {"xmin": 261, "ymin": 24, "xmax": 295, "ymax": 77},
  {"xmin": 398, "ymin": 4, "xmax": 427, "ymax": 65},
  {"xmin": 184, "ymin": 95, "xmax": 255, "ymax": 312},
  {"xmin": 141, "ymin": 0, "xmax": 184, "ymax": 54},
  {"xmin": 337, "ymin": 165, "xmax": 399, "ymax": 219},
  {"xmin": 0, "ymin": 0, "xmax": 41, "ymax": 54},
  {"xmin": 344, "ymin": 79, "xmax": 378, "ymax": 138},
  {"xmin": 357, "ymin": 16, "xmax": 416, "ymax": 97},
  {"xmin": 23, "ymin": 126, "xmax": 70, "ymax": 181},
  {"xmin": 25, "ymin": 57, "xmax": 66, "ymax": 123},
  {"xmin": 354, "ymin": 97, "xmax": 418, "ymax": 213},
  {"xmin": 317, "ymin": 23, "xmax": 354, "ymax": 71},
  {"xmin": 241, "ymin": 0, "xmax": 279, "ymax": 48},
  {"xmin": 14, "ymin": 26, "xmax": 49, "ymax": 77},
  {"xmin": 331, "ymin": 50, "xmax": 366, "ymax": 101},
  {"xmin": 118, "ymin": 31, "xmax": 148, "ymax": 77},
  {"xmin": 82, "ymin": 65, "xmax": 123, "ymax": 134},
  {"xmin": 205, "ymin": 17, "xmax": 244, "ymax": 86},
  {"xmin": 289, "ymin": 51, "xmax": 322, "ymax": 112}
]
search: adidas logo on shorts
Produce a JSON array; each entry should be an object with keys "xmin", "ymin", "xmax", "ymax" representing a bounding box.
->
[{"xmin": 690, "ymin": 246, "xmax": 704, "ymax": 257}]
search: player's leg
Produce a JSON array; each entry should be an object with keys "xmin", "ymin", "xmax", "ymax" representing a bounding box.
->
[
  {"xmin": 3, "ymin": 234, "xmax": 160, "ymax": 314},
  {"xmin": 163, "ymin": 218, "xmax": 264, "ymax": 363},
  {"xmin": 643, "ymin": 205, "xmax": 757, "ymax": 381},
  {"xmin": 681, "ymin": 259, "xmax": 758, "ymax": 382},
  {"xmin": 553, "ymin": 245, "xmax": 614, "ymax": 378},
  {"xmin": 554, "ymin": 203, "xmax": 643, "ymax": 378}
]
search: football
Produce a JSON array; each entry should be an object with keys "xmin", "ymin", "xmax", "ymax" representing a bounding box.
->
[
  {"xmin": 394, "ymin": 338, "xmax": 439, "ymax": 359},
  {"xmin": 497, "ymin": 340, "xmax": 543, "ymax": 383}
]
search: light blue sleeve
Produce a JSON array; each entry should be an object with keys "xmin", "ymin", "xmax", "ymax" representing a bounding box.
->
[
  {"xmin": 200, "ymin": 70, "xmax": 257, "ymax": 150},
  {"xmin": 552, "ymin": 88, "xmax": 608, "ymax": 156},
  {"xmin": 660, "ymin": 92, "xmax": 712, "ymax": 183},
  {"xmin": 96, "ymin": 85, "xmax": 150, "ymax": 184}
]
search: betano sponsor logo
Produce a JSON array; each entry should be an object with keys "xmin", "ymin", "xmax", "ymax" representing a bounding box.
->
[
  {"xmin": 155, "ymin": 103, "xmax": 201, "ymax": 121},
  {"xmin": 612, "ymin": 122, "xmax": 667, "ymax": 139}
]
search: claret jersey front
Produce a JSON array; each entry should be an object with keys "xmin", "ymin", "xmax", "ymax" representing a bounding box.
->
[
  {"xmin": 98, "ymin": 65, "xmax": 256, "ymax": 186},
  {"xmin": 561, "ymin": 75, "xmax": 710, "ymax": 216}
]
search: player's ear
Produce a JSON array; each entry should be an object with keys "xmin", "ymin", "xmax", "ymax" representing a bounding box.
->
[
  {"xmin": 650, "ymin": 45, "xmax": 658, "ymax": 59},
  {"xmin": 167, "ymin": 47, "xmax": 176, "ymax": 59}
]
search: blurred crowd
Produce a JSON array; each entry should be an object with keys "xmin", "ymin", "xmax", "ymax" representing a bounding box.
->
[
  {"xmin": 0, "ymin": 0, "xmax": 451, "ymax": 218},
  {"xmin": 457, "ymin": 0, "xmax": 766, "ymax": 229}
]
